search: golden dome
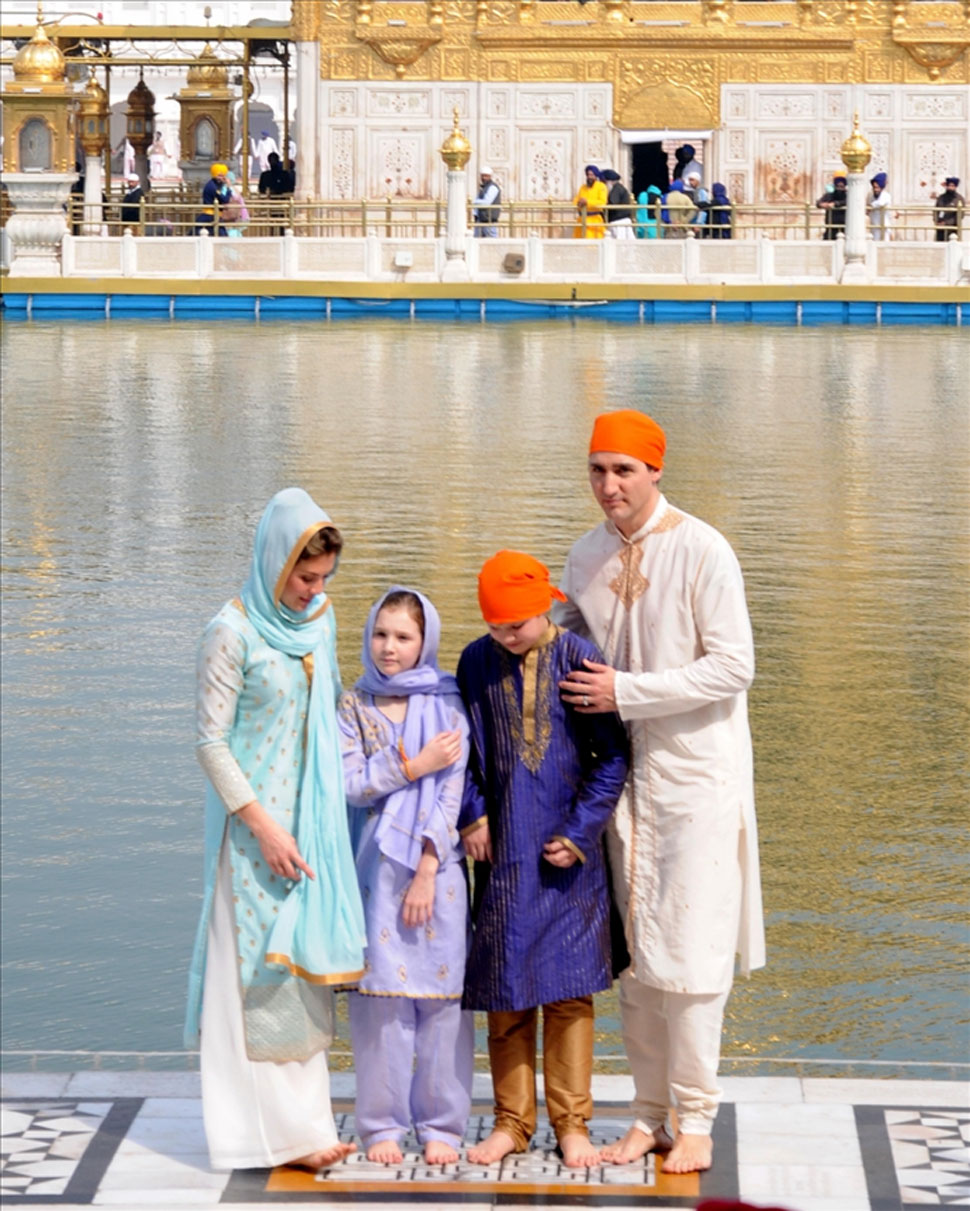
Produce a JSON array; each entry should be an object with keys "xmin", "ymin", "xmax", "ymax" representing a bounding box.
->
[
  {"xmin": 440, "ymin": 108, "xmax": 471, "ymax": 170},
  {"xmin": 12, "ymin": 22, "xmax": 65, "ymax": 84},
  {"xmin": 840, "ymin": 112, "xmax": 872, "ymax": 174},
  {"xmin": 186, "ymin": 44, "xmax": 229, "ymax": 88}
]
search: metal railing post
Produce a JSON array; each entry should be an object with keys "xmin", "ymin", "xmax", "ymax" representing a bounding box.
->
[
  {"xmin": 361, "ymin": 199, "xmax": 367, "ymax": 238},
  {"xmin": 386, "ymin": 196, "xmax": 392, "ymax": 238}
]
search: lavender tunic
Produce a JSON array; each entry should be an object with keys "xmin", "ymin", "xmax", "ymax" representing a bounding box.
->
[{"xmin": 338, "ymin": 690, "xmax": 469, "ymax": 998}]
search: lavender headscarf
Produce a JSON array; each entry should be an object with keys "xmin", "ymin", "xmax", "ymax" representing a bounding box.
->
[{"xmin": 356, "ymin": 587, "xmax": 459, "ymax": 871}]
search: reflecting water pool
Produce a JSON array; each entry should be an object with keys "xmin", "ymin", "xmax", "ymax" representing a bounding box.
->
[{"xmin": 1, "ymin": 317, "xmax": 968, "ymax": 1076}]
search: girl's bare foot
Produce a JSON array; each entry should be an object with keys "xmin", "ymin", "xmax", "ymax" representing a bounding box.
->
[
  {"xmin": 467, "ymin": 1129, "xmax": 516, "ymax": 1165},
  {"xmin": 291, "ymin": 1141, "xmax": 356, "ymax": 1170},
  {"xmin": 661, "ymin": 1132, "xmax": 712, "ymax": 1173},
  {"xmin": 600, "ymin": 1124, "xmax": 673, "ymax": 1164},
  {"xmin": 559, "ymin": 1132, "xmax": 601, "ymax": 1168},
  {"xmin": 424, "ymin": 1139, "xmax": 459, "ymax": 1165},
  {"xmin": 366, "ymin": 1138, "xmax": 404, "ymax": 1165}
]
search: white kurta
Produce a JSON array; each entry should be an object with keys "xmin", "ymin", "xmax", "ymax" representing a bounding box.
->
[{"xmin": 555, "ymin": 494, "xmax": 765, "ymax": 996}]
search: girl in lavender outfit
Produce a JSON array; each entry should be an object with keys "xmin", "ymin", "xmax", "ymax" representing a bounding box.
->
[{"xmin": 338, "ymin": 587, "xmax": 473, "ymax": 1165}]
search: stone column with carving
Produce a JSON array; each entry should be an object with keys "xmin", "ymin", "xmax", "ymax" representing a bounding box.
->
[
  {"xmin": 439, "ymin": 108, "xmax": 471, "ymax": 282},
  {"xmin": 840, "ymin": 112, "xmax": 871, "ymax": 283},
  {"xmin": 4, "ymin": 174, "xmax": 75, "ymax": 277}
]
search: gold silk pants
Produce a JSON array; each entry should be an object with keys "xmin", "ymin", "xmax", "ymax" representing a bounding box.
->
[{"xmin": 486, "ymin": 995, "xmax": 594, "ymax": 1151}]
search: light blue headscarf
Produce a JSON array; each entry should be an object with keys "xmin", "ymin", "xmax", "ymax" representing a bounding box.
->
[
  {"xmin": 243, "ymin": 488, "xmax": 365, "ymax": 984},
  {"xmin": 355, "ymin": 587, "xmax": 460, "ymax": 871}
]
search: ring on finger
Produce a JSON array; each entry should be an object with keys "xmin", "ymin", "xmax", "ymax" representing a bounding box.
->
[{"xmin": 582, "ymin": 694, "xmax": 590, "ymax": 707}]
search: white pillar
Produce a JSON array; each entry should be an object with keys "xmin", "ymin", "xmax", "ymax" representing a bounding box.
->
[
  {"xmin": 3, "ymin": 174, "xmax": 74, "ymax": 277},
  {"xmin": 841, "ymin": 171, "xmax": 869, "ymax": 282},
  {"xmin": 82, "ymin": 153, "xmax": 104, "ymax": 235},
  {"xmin": 441, "ymin": 167, "xmax": 470, "ymax": 282}
]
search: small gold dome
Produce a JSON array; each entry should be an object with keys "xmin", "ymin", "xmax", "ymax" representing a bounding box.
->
[
  {"xmin": 12, "ymin": 22, "xmax": 66, "ymax": 84},
  {"xmin": 186, "ymin": 44, "xmax": 229, "ymax": 88},
  {"xmin": 440, "ymin": 108, "xmax": 471, "ymax": 170},
  {"xmin": 127, "ymin": 76, "xmax": 156, "ymax": 113},
  {"xmin": 840, "ymin": 112, "xmax": 872, "ymax": 174}
]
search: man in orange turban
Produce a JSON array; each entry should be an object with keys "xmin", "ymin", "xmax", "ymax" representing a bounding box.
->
[
  {"xmin": 554, "ymin": 411, "xmax": 765, "ymax": 1176},
  {"xmin": 457, "ymin": 550, "xmax": 628, "ymax": 1170}
]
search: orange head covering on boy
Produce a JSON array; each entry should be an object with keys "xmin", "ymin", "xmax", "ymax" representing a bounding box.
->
[
  {"xmin": 478, "ymin": 550, "xmax": 567, "ymax": 625},
  {"xmin": 589, "ymin": 409, "xmax": 665, "ymax": 469}
]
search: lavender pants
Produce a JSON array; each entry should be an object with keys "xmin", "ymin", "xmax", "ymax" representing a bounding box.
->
[{"xmin": 349, "ymin": 992, "xmax": 474, "ymax": 1148}]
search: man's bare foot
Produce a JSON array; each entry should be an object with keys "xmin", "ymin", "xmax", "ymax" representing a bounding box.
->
[
  {"xmin": 559, "ymin": 1132, "xmax": 601, "ymax": 1168},
  {"xmin": 424, "ymin": 1139, "xmax": 459, "ymax": 1165},
  {"xmin": 366, "ymin": 1138, "xmax": 404, "ymax": 1165},
  {"xmin": 467, "ymin": 1129, "xmax": 517, "ymax": 1165},
  {"xmin": 291, "ymin": 1141, "xmax": 356, "ymax": 1169},
  {"xmin": 661, "ymin": 1132, "xmax": 712, "ymax": 1174},
  {"xmin": 600, "ymin": 1124, "xmax": 673, "ymax": 1165}
]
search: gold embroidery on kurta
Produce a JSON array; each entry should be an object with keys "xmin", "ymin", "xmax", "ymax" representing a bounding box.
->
[
  {"xmin": 610, "ymin": 541, "xmax": 649, "ymax": 610},
  {"xmin": 498, "ymin": 626, "xmax": 557, "ymax": 774}
]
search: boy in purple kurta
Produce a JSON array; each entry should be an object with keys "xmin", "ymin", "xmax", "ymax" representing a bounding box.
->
[{"xmin": 458, "ymin": 551, "xmax": 628, "ymax": 1168}]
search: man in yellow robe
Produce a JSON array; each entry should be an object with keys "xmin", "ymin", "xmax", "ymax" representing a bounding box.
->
[{"xmin": 573, "ymin": 166, "xmax": 609, "ymax": 239}]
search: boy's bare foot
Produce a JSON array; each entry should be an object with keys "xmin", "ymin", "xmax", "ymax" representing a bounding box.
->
[
  {"xmin": 292, "ymin": 1141, "xmax": 356, "ymax": 1169},
  {"xmin": 600, "ymin": 1124, "xmax": 673, "ymax": 1164},
  {"xmin": 661, "ymin": 1132, "xmax": 712, "ymax": 1174},
  {"xmin": 559, "ymin": 1132, "xmax": 601, "ymax": 1168},
  {"xmin": 366, "ymin": 1138, "xmax": 404, "ymax": 1165},
  {"xmin": 467, "ymin": 1129, "xmax": 516, "ymax": 1165},
  {"xmin": 424, "ymin": 1139, "xmax": 459, "ymax": 1165}
]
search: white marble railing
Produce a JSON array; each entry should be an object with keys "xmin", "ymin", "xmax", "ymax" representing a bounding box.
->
[{"xmin": 50, "ymin": 230, "xmax": 970, "ymax": 286}]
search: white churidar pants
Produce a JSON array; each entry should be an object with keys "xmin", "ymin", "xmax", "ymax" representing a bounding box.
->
[
  {"xmin": 200, "ymin": 844, "xmax": 339, "ymax": 1170},
  {"xmin": 619, "ymin": 970, "xmax": 730, "ymax": 1137}
]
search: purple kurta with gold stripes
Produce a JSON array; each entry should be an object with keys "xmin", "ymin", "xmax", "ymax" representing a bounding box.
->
[{"xmin": 457, "ymin": 626, "xmax": 629, "ymax": 1013}]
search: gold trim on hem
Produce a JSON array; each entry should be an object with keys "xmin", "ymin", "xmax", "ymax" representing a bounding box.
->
[
  {"xmin": 550, "ymin": 835, "xmax": 586, "ymax": 864},
  {"xmin": 264, "ymin": 954, "xmax": 364, "ymax": 986},
  {"xmin": 356, "ymin": 988, "xmax": 462, "ymax": 1000},
  {"xmin": 271, "ymin": 520, "xmax": 339, "ymax": 621},
  {"xmin": 460, "ymin": 815, "xmax": 488, "ymax": 838}
]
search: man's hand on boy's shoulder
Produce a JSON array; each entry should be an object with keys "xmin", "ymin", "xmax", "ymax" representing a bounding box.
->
[{"xmin": 559, "ymin": 658, "xmax": 617, "ymax": 713}]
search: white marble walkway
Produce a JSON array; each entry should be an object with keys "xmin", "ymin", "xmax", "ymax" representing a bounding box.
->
[{"xmin": 1, "ymin": 1071, "xmax": 968, "ymax": 1210}]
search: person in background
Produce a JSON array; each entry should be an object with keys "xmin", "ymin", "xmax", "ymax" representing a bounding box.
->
[
  {"xmin": 184, "ymin": 488, "xmax": 366, "ymax": 1172},
  {"xmin": 258, "ymin": 152, "xmax": 294, "ymax": 236},
  {"xmin": 472, "ymin": 166, "xmax": 502, "ymax": 237},
  {"xmin": 601, "ymin": 169, "xmax": 636, "ymax": 239},
  {"xmin": 707, "ymin": 182, "xmax": 732, "ymax": 239},
  {"xmin": 120, "ymin": 173, "xmax": 145, "ymax": 229},
  {"xmin": 223, "ymin": 170, "xmax": 249, "ymax": 238},
  {"xmin": 573, "ymin": 165, "xmax": 609, "ymax": 238},
  {"xmin": 934, "ymin": 177, "xmax": 964, "ymax": 241},
  {"xmin": 339, "ymin": 588, "xmax": 473, "ymax": 1166},
  {"xmin": 661, "ymin": 179, "xmax": 697, "ymax": 238},
  {"xmin": 196, "ymin": 163, "xmax": 232, "ymax": 236},
  {"xmin": 252, "ymin": 130, "xmax": 280, "ymax": 174},
  {"xmin": 866, "ymin": 173, "xmax": 892, "ymax": 241},
  {"xmin": 635, "ymin": 184, "xmax": 663, "ymax": 239},
  {"xmin": 816, "ymin": 175, "xmax": 847, "ymax": 240},
  {"xmin": 672, "ymin": 143, "xmax": 703, "ymax": 184},
  {"xmin": 685, "ymin": 172, "xmax": 711, "ymax": 234}
]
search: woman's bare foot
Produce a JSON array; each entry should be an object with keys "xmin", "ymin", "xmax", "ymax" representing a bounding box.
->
[
  {"xmin": 424, "ymin": 1139, "xmax": 459, "ymax": 1165},
  {"xmin": 559, "ymin": 1132, "xmax": 601, "ymax": 1168},
  {"xmin": 600, "ymin": 1124, "xmax": 673, "ymax": 1165},
  {"xmin": 366, "ymin": 1138, "xmax": 404, "ymax": 1165},
  {"xmin": 661, "ymin": 1132, "xmax": 712, "ymax": 1174},
  {"xmin": 467, "ymin": 1129, "xmax": 516, "ymax": 1165},
  {"xmin": 291, "ymin": 1141, "xmax": 356, "ymax": 1170}
]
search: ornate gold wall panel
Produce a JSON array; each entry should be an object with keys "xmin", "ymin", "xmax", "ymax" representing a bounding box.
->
[{"xmin": 294, "ymin": 0, "xmax": 969, "ymax": 127}]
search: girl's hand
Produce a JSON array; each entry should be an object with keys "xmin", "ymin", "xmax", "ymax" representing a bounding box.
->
[
  {"xmin": 543, "ymin": 839, "xmax": 578, "ymax": 869},
  {"xmin": 463, "ymin": 820, "xmax": 492, "ymax": 863},
  {"xmin": 236, "ymin": 800, "xmax": 315, "ymax": 882},
  {"xmin": 410, "ymin": 729, "xmax": 462, "ymax": 779},
  {"xmin": 402, "ymin": 870, "xmax": 435, "ymax": 928}
]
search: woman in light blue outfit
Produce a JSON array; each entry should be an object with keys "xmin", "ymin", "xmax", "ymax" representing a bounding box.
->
[
  {"xmin": 185, "ymin": 487, "xmax": 366, "ymax": 1172},
  {"xmin": 635, "ymin": 184, "xmax": 663, "ymax": 239}
]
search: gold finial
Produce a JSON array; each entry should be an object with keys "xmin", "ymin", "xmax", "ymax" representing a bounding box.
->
[
  {"xmin": 12, "ymin": 10, "xmax": 66, "ymax": 83},
  {"xmin": 840, "ymin": 111, "xmax": 872, "ymax": 174},
  {"xmin": 440, "ymin": 107, "xmax": 471, "ymax": 170}
]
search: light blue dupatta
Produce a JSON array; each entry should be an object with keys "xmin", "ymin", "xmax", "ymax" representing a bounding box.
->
[{"xmin": 241, "ymin": 488, "xmax": 366, "ymax": 985}]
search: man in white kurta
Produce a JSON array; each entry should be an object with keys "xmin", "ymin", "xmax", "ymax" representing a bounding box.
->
[{"xmin": 554, "ymin": 409, "xmax": 765, "ymax": 1175}]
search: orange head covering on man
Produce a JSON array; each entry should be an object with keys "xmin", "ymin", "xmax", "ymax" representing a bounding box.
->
[
  {"xmin": 589, "ymin": 409, "xmax": 665, "ymax": 469},
  {"xmin": 478, "ymin": 550, "xmax": 567, "ymax": 625}
]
